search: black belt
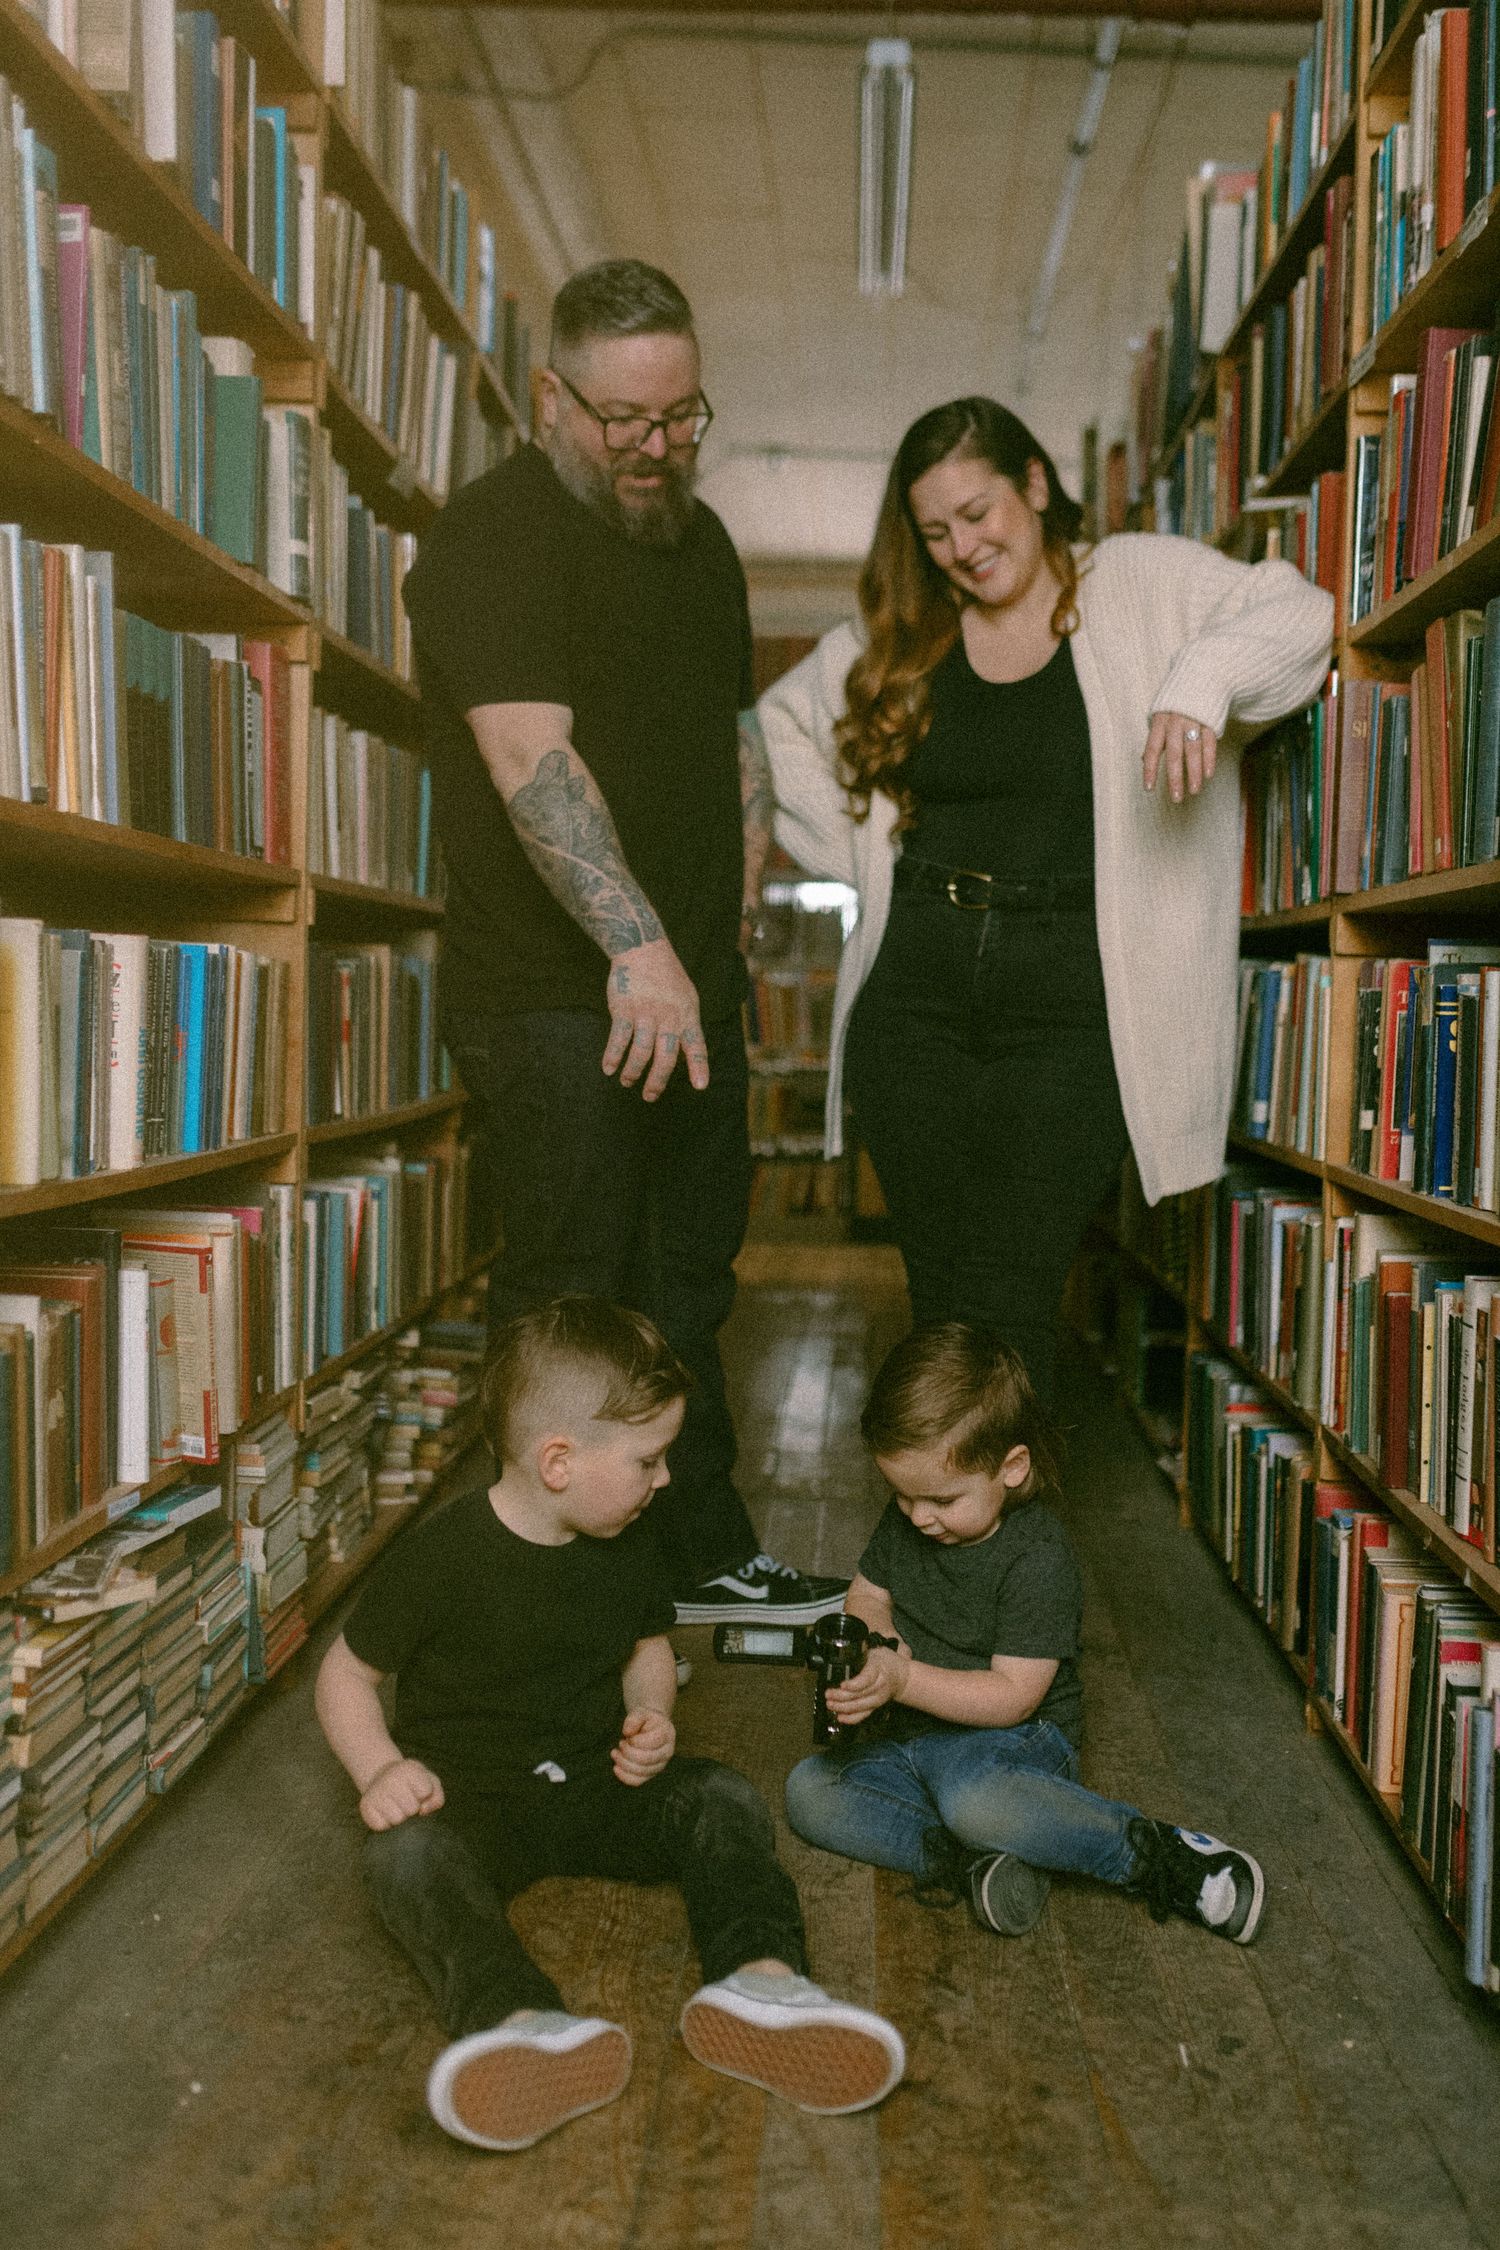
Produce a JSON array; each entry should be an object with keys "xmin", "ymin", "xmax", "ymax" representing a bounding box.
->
[{"xmin": 893, "ymin": 857, "xmax": 1095, "ymax": 913}]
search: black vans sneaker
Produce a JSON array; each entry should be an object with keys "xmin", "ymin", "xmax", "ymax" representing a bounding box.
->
[
  {"xmin": 969, "ymin": 1851, "xmax": 1051, "ymax": 1937},
  {"xmin": 1126, "ymin": 1817, "xmax": 1265, "ymax": 1944},
  {"xmin": 673, "ymin": 1553, "xmax": 849, "ymax": 1625}
]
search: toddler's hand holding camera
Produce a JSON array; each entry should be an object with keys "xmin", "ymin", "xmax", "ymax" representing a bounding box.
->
[
  {"xmin": 612, "ymin": 1707, "xmax": 676, "ymax": 1785},
  {"xmin": 825, "ymin": 1639, "xmax": 912, "ymax": 1728},
  {"xmin": 360, "ymin": 1756, "xmax": 446, "ymax": 1830}
]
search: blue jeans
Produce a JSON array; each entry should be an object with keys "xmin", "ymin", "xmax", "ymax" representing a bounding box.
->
[
  {"xmin": 443, "ymin": 1006, "xmax": 758, "ymax": 1593},
  {"xmin": 784, "ymin": 1720, "xmax": 1142, "ymax": 1889}
]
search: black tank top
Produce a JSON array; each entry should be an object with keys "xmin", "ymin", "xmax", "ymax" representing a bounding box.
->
[{"xmin": 901, "ymin": 633, "xmax": 1094, "ymax": 881}]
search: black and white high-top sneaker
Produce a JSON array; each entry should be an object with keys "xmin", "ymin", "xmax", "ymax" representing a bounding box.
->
[
  {"xmin": 1126, "ymin": 1817, "xmax": 1265, "ymax": 1944},
  {"xmin": 673, "ymin": 1552, "xmax": 849, "ymax": 1625}
]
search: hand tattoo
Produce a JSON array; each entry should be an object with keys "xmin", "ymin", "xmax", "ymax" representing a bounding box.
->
[{"xmin": 508, "ymin": 748, "xmax": 664, "ymax": 957}]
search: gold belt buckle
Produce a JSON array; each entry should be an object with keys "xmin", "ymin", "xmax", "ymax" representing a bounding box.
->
[{"xmin": 945, "ymin": 870, "xmax": 992, "ymax": 910}]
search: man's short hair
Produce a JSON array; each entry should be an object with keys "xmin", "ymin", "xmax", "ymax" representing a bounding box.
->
[
  {"xmin": 479, "ymin": 1295, "xmax": 691, "ymax": 1465},
  {"xmin": 549, "ymin": 260, "xmax": 695, "ymax": 371}
]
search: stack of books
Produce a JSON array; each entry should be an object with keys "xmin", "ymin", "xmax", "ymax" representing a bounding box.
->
[
  {"xmin": 0, "ymin": 1625, "xmax": 23, "ymax": 1940},
  {"xmin": 304, "ymin": 937, "xmax": 440, "ymax": 1124},
  {"xmin": 191, "ymin": 1517, "xmax": 249, "ymax": 1743},
  {"xmin": 9, "ymin": 1615, "xmax": 98, "ymax": 1921},
  {"xmin": 229, "ymin": 1413, "xmax": 307, "ymax": 1683},
  {"xmin": 371, "ymin": 1311, "xmax": 484, "ymax": 1506},
  {"xmin": 297, "ymin": 1372, "xmax": 379, "ymax": 1580},
  {"xmin": 322, "ymin": 192, "xmax": 462, "ymax": 502}
]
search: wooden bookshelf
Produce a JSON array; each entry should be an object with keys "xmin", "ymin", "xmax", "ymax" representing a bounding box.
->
[
  {"xmin": 1096, "ymin": 0, "xmax": 1500, "ymax": 1996},
  {"xmin": 308, "ymin": 872, "xmax": 445, "ymax": 922},
  {"xmin": 0, "ymin": 0, "xmax": 536, "ymax": 1969},
  {"xmin": 0, "ymin": 1431, "xmax": 485, "ymax": 1979},
  {"xmin": 304, "ymin": 1091, "xmax": 466, "ymax": 1146},
  {"xmin": 1226, "ymin": 1126, "xmax": 1324, "ymax": 1179}
]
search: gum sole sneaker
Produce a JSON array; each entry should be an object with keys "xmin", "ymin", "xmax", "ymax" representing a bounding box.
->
[
  {"xmin": 679, "ymin": 1970, "xmax": 904, "ymax": 2115},
  {"xmin": 427, "ymin": 2013, "xmax": 632, "ymax": 2150},
  {"xmin": 969, "ymin": 1851, "xmax": 1051, "ymax": 1937}
]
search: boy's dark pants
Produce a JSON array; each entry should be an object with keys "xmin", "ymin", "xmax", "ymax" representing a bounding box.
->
[{"xmin": 364, "ymin": 1757, "xmax": 808, "ymax": 2038}]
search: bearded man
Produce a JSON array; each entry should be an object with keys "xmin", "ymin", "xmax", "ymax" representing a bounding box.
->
[{"xmin": 402, "ymin": 259, "xmax": 846, "ymax": 1627}]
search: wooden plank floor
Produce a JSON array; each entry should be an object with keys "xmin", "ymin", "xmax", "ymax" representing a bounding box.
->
[{"xmin": 2, "ymin": 1252, "xmax": 1500, "ymax": 2249}]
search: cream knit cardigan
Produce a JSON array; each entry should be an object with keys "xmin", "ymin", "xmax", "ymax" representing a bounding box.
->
[{"xmin": 756, "ymin": 533, "xmax": 1335, "ymax": 1206}]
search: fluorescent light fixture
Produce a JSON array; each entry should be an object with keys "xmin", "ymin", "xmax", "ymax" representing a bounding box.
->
[
  {"xmin": 1024, "ymin": 18, "xmax": 1124, "ymax": 343},
  {"xmin": 859, "ymin": 37, "xmax": 914, "ymax": 298}
]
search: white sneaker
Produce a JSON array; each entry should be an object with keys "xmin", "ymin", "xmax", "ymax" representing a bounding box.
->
[
  {"xmin": 680, "ymin": 1969, "xmax": 904, "ymax": 2114},
  {"xmin": 426, "ymin": 2011, "xmax": 632, "ymax": 2149}
]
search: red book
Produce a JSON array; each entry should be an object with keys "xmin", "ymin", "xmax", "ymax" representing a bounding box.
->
[
  {"xmin": 1436, "ymin": 8, "xmax": 1471, "ymax": 252},
  {"xmin": 243, "ymin": 640, "xmax": 291, "ymax": 865},
  {"xmin": 54, "ymin": 205, "xmax": 89, "ymax": 453},
  {"xmin": 1423, "ymin": 616, "xmax": 1457, "ymax": 871},
  {"xmin": 1403, "ymin": 327, "xmax": 1480, "ymax": 584},
  {"xmin": 1346, "ymin": 1511, "xmax": 1393, "ymax": 1743},
  {"xmin": 1408, "ymin": 659, "xmax": 1428, "ymax": 874},
  {"xmin": 1382, "ymin": 387, "xmax": 1409, "ymax": 603},
  {"xmin": 1377, "ymin": 962, "xmax": 1417, "ymax": 1180}
]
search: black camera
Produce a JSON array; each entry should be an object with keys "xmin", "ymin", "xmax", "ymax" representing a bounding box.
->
[{"xmin": 712, "ymin": 1612, "xmax": 898, "ymax": 1743}]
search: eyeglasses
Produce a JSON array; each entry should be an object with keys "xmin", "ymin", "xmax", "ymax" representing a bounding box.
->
[{"xmin": 552, "ymin": 369, "xmax": 713, "ymax": 453}]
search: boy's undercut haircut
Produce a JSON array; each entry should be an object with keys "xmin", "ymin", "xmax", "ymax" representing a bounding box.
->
[
  {"xmin": 479, "ymin": 1296, "xmax": 692, "ymax": 1465},
  {"xmin": 861, "ymin": 1323, "xmax": 1063, "ymax": 1497},
  {"xmin": 549, "ymin": 259, "xmax": 696, "ymax": 373}
]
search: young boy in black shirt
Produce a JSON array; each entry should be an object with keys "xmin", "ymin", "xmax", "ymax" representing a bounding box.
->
[
  {"xmin": 785, "ymin": 1323, "xmax": 1266, "ymax": 1944},
  {"xmin": 315, "ymin": 1297, "xmax": 904, "ymax": 2151}
]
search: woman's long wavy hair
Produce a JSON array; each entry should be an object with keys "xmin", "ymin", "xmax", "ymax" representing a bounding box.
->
[{"xmin": 837, "ymin": 398, "xmax": 1088, "ymax": 826}]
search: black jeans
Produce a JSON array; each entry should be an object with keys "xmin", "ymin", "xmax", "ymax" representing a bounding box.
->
[
  {"xmin": 363, "ymin": 1757, "xmax": 808, "ymax": 2037},
  {"xmin": 844, "ymin": 885, "xmax": 1130, "ymax": 1400},
  {"xmin": 444, "ymin": 1007, "xmax": 758, "ymax": 1594}
]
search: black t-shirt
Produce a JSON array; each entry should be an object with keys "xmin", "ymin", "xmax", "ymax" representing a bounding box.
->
[
  {"xmin": 902, "ymin": 635, "xmax": 1094, "ymax": 881},
  {"xmin": 342, "ymin": 1485, "xmax": 676, "ymax": 1798},
  {"xmin": 402, "ymin": 444, "xmax": 753, "ymax": 1024},
  {"xmin": 859, "ymin": 1494, "xmax": 1084, "ymax": 1745}
]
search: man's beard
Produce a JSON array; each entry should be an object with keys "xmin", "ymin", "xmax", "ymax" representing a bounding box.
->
[{"xmin": 549, "ymin": 425, "xmax": 697, "ymax": 546}]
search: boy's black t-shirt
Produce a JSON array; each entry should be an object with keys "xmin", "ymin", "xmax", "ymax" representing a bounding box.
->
[
  {"xmin": 859, "ymin": 1497, "xmax": 1084, "ymax": 1746},
  {"xmin": 342, "ymin": 1486, "xmax": 676, "ymax": 1798},
  {"xmin": 401, "ymin": 444, "xmax": 753, "ymax": 1025}
]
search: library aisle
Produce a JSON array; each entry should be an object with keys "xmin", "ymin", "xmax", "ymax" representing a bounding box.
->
[{"xmin": 0, "ymin": 1250, "xmax": 1497, "ymax": 2250}]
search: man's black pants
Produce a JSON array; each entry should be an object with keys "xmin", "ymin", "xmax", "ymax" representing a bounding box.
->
[{"xmin": 444, "ymin": 1007, "xmax": 759, "ymax": 1594}]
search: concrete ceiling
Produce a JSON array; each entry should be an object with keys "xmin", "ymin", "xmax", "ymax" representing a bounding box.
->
[{"xmin": 389, "ymin": 9, "xmax": 1314, "ymax": 611}]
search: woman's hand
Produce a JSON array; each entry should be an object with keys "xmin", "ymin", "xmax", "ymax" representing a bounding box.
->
[
  {"xmin": 824, "ymin": 1640, "xmax": 912, "ymax": 1726},
  {"xmin": 1143, "ymin": 710, "xmax": 1218, "ymax": 803}
]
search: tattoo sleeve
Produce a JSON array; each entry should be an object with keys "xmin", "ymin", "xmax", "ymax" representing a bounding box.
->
[
  {"xmin": 504, "ymin": 746, "xmax": 664, "ymax": 957},
  {"xmin": 738, "ymin": 707, "xmax": 774, "ymax": 912}
]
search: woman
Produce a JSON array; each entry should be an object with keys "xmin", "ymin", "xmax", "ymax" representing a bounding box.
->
[{"xmin": 757, "ymin": 398, "xmax": 1333, "ymax": 1397}]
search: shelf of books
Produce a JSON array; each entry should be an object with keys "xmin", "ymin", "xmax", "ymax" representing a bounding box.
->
[
  {"xmin": 1091, "ymin": 0, "xmax": 1500, "ymax": 1994},
  {"xmin": 744, "ymin": 867, "xmax": 858, "ymax": 1228},
  {"xmin": 0, "ymin": 0, "xmax": 539, "ymax": 1960}
]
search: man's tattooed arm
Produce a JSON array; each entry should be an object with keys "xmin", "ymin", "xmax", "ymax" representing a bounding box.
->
[
  {"xmin": 505, "ymin": 746, "xmax": 664, "ymax": 958},
  {"xmin": 738, "ymin": 707, "xmax": 774, "ymax": 943}
]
